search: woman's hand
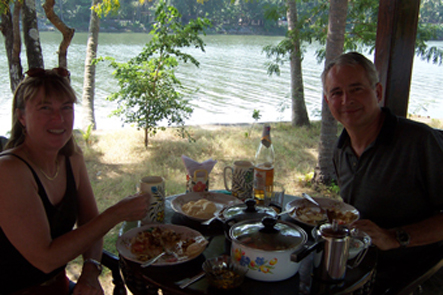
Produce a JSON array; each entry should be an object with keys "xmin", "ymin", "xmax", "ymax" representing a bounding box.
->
[
  {"xmin": 351, "ymin": 219, "xmax": 399, "ymax": 250},
  {"xmin": 72, "ymin": 274, "xmax": 104, "ymax": 295},
  {"xmin": 110, "ymin": 192, "xmax": 151, "ymax": 222}
]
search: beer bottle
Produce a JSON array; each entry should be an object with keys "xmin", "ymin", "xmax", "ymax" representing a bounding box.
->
[{"xmin": 253, "ymin": 124, "xmax": 275, "ymax": 201}]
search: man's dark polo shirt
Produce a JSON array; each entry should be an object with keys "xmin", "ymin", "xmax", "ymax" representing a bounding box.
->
[
  {"xmin": 334, "ymin": 107, "xmax": 443, "ymax": 292},
  {"xmin": 333, "ymin": 107, "xmax": 443, "ymax": 230}
]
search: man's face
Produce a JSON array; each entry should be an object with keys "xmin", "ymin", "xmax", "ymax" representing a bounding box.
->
[{"xmin": 324, "ymin": 64, "xmax": 382, "ymax": 131}]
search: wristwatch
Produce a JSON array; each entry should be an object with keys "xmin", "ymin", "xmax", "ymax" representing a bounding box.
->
[{"xmin": 395, "ymin": 228, "xmax": 410, "ymax": 248}]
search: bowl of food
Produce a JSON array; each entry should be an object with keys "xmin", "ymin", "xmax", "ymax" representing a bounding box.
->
[
  {"xmin": 171, "ymin": 192, "xmax": 243, "ymax": 221},
  {"xmin": 202, "ymin": 255, "xmax": 248, "ymax": 289},
  {"xmin": 348, "ymin": 230, "xmax": 372, "ymax": 260}
]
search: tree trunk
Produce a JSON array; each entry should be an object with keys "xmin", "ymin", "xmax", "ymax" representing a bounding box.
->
[
  {"xmin": 43, "ymin": 0, "xmax": 75, "ymax": 68},
  {"xmin": 313, "ymin": 0, "xmax": 348, "ymax": 185},
  {"xmin": 1, "ymin": 1, "xmax": 23, "ymax": 92},
  {"xmin": 144, "ymin": 128, "xmax": 149, "ymax": 148},
  {"xmin": 22, "ymin": 0, "xmax": 44, "ymax": 69},
  {"xmin": 287, "ymin": 0, "xmax": 310, "ymax": 127},
  {"xmin": 81, "ymin": 0, "xmax": 101, "ymax": 131}
]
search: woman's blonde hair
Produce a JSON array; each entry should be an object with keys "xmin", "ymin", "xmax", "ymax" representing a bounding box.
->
[{"xmin": 5, "ymin": 68, "xmax": 78, "ymax": 156}]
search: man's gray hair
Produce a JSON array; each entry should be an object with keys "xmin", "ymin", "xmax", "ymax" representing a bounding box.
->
[{"xmin": 321, "ymin": 52, "xmax": 380, "ymax": 94}]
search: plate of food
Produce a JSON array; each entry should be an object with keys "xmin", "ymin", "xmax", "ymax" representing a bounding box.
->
[
  {"xmin": 171, "ymin": 191, "xmax": 243, "ymax": 222},
  {"xmin": 285, "ymin": 196, "xmax": 359, "ymax": 227},
  {"xmin": 117, "ymin": 224, "xmax": 208, "ymax": 266}
]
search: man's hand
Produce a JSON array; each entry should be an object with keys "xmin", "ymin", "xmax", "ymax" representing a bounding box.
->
[{"xmin": 352, "ymin": 219, "xmax": 399, "ymax": 251}]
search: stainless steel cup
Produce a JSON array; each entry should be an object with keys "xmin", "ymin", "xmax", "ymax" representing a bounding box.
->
[{"xmin": 314, "ymin": 223, "xmax": 350, "ymax": 281}]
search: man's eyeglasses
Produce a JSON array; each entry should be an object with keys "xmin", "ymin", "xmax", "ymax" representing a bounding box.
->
[{"xmin": 25, "ymin": 67, "xmax": 70, "ymax": 79}]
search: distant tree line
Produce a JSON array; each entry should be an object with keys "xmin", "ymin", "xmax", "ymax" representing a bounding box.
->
[
  {"xmin": 34, "ymin": 0, "xmax": 284, "ymax": 34},
  {"xmin": 33, "ymin": 0, "xmax": 443, "ymax": 39}
]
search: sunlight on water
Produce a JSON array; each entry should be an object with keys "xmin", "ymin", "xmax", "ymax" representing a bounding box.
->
[{"xmin": 0, "ymin": 32, "xmax": 442, "ymax": 137}]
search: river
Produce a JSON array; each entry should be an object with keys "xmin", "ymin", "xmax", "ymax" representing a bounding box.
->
[{"xmin": 0, "ymin": 32, "xmax": 442, "ymax": 137}]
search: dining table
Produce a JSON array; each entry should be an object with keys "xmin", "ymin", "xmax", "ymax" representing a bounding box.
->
[{"xmin": 117, "ymin": 191, "xmax": 378, "ymax": 295}]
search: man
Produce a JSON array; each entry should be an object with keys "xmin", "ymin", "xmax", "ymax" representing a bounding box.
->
[{"xmin": 322, "ymin": 52, "xmax": 443, "ymax": 292}]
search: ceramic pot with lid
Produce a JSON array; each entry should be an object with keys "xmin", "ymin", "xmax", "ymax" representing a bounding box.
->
[
  {"xmin": 229, "ymin": 217, "xmax": 317, "ymax": 282},
  {"xmin": 222, "ymin": 198, "xmax": 278, "ymax": 235}
]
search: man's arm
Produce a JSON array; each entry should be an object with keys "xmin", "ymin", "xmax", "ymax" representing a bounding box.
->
[{"xmin": 353, "ymin": 212, "xmax": 443, "ymax": 251}]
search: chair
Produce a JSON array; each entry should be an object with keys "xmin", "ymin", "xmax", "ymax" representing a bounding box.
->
[
  {"xmin": 101, "ymin": 250, "xmax": 126, "ymax": 295},
  {"xmin": 0, "ymin": 137, "xmax": 126, "ymax": 294}
]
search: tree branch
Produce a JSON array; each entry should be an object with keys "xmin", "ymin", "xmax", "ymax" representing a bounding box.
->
[{"xmin": 42, "ymin": 0, "xmax": 75, "ymax": 68}]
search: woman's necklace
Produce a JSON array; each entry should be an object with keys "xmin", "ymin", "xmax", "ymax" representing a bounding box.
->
[{"xmin": 39, "ymin": 159, "xmax": 60, "ymax": 181}]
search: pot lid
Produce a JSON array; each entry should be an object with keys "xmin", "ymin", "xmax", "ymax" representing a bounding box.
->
[
  {"xmin": 223, "ymin": 198, "xmax": 278, "ymax": 222},
  {"xmin": 229, "ymin": 217, "xmax": 307, "ymax": 251}
]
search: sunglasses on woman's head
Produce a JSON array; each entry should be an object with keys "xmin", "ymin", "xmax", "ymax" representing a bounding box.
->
[{"xmin": 25, "ymin": 67, "xmax": 71, "ymax": 79}]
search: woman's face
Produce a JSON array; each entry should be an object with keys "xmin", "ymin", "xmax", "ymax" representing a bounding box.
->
[{"xmin": 18, "ymin": 87, "xmax": 74, "ymax": 152}]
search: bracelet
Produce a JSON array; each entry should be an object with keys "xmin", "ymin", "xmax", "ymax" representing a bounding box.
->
[{"xmin": 83, "ymin": 258, "xmax": 103, "ymax": 274}]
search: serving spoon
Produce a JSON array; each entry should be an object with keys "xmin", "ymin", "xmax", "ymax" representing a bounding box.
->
[
  {"xmin": 201, "ymin": 201, "xmax": 236, "ymax": 226},
  {"xmin": 277, "ymin": 208, "xmax": 296, "ymax": 216},
  {"xmin": 301, "ymin": 193, "xmax": 334, "ymax": 223},
  {"xmin": 301, "ymin": 193, "xmax": 324, "ymax": 210},
  {"xmin": 201, "ymin": 213, "xmax": 221, "ymax": 226}
]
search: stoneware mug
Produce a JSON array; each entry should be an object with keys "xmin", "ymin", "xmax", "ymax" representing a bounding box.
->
[
  {"xmin": 139, "ymin": 176, "xmax": 165, "ymax": 224},
  {"xmin": 223, "ymin": 160, "xmax": 254, "ymax": 201}
]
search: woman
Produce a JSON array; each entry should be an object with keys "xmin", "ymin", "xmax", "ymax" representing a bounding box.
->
[{"xmin": 0, "ymin": 68, "xmax": 150, "ymax": 294}]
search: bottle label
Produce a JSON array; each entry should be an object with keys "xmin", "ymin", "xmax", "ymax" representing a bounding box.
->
[
  {"xmin": 261, "ymin": 125, "xmax": 271, "ymax": 148},
  {"xmin": 254, "ymin": 169, "xmax": 267, "ymax": 190}
]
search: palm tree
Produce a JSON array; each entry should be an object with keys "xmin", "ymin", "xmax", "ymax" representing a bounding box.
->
[
  {"xmin": 81, "ymin": 0, "xmax": 101, "ymax": 130},
  {"xmin": 313, "ymin": 0, "xmax": 348, "ymax": 185},
  {"xmin": 287, "ymin": 0, "xmax": 310, "ymax": 127}
]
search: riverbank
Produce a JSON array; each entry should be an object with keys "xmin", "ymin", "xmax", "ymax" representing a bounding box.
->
[{"xmin": 40, "ymin": 20, "xmax": 287, "ymax": 36}]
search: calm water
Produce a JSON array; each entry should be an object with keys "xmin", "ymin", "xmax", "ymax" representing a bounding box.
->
[{"xmin": 0, "ymin": 32, "xmax": 442, "ymax": 137}]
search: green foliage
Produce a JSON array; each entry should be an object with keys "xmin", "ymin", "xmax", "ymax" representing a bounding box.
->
[
  {"xmin": 416, "ymin": 23, "xmax": 443, "ymax": 65},
  {"xmin": 79, "ymin": 124, "xmax": 94, "ymax": 148},
  {"xmin": 252, "ymin": 109, "xmax": 261, "ymax": 121},
  {"xmin": 420, "ymin": 0, "xmax": 443, "ymax": 24},
  {"xmin": 263, "ymin": 38, "xmax": 294, "ymax": 76},
  {"xmin": 93, "ymin": 0, "xmax": 121, "ymax": 17},
  {"xmin": 244, "ymin": 109, "xmax": 262, "ymax": 138},
  {"xmin": 100, "ymin": 0, "xmax": 211, "ymax": 147},
  {"xmin": 263, "ymin": 0, "xmax": 443, "ymax": 75},
  {"xmin": 297, "ymin": 171, "xmax": 340, "ymax": 199},
  {"xmin": 0, "ymin": 0, "xmax": 13, "ymax": 14},
  {"xmin": 325, "ymin": 180, "xmax": 340, "ymax": 196}
]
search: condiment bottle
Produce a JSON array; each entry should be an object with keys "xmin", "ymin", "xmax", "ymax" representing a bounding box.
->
[{"xmin": 253, "ymin": 124, "xmax": 275, "ymax": 201}]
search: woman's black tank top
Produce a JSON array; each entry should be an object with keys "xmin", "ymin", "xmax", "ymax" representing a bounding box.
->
[{"xmin": 0, "ymin": 153, "xmax": 78, "ymax": 294}]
